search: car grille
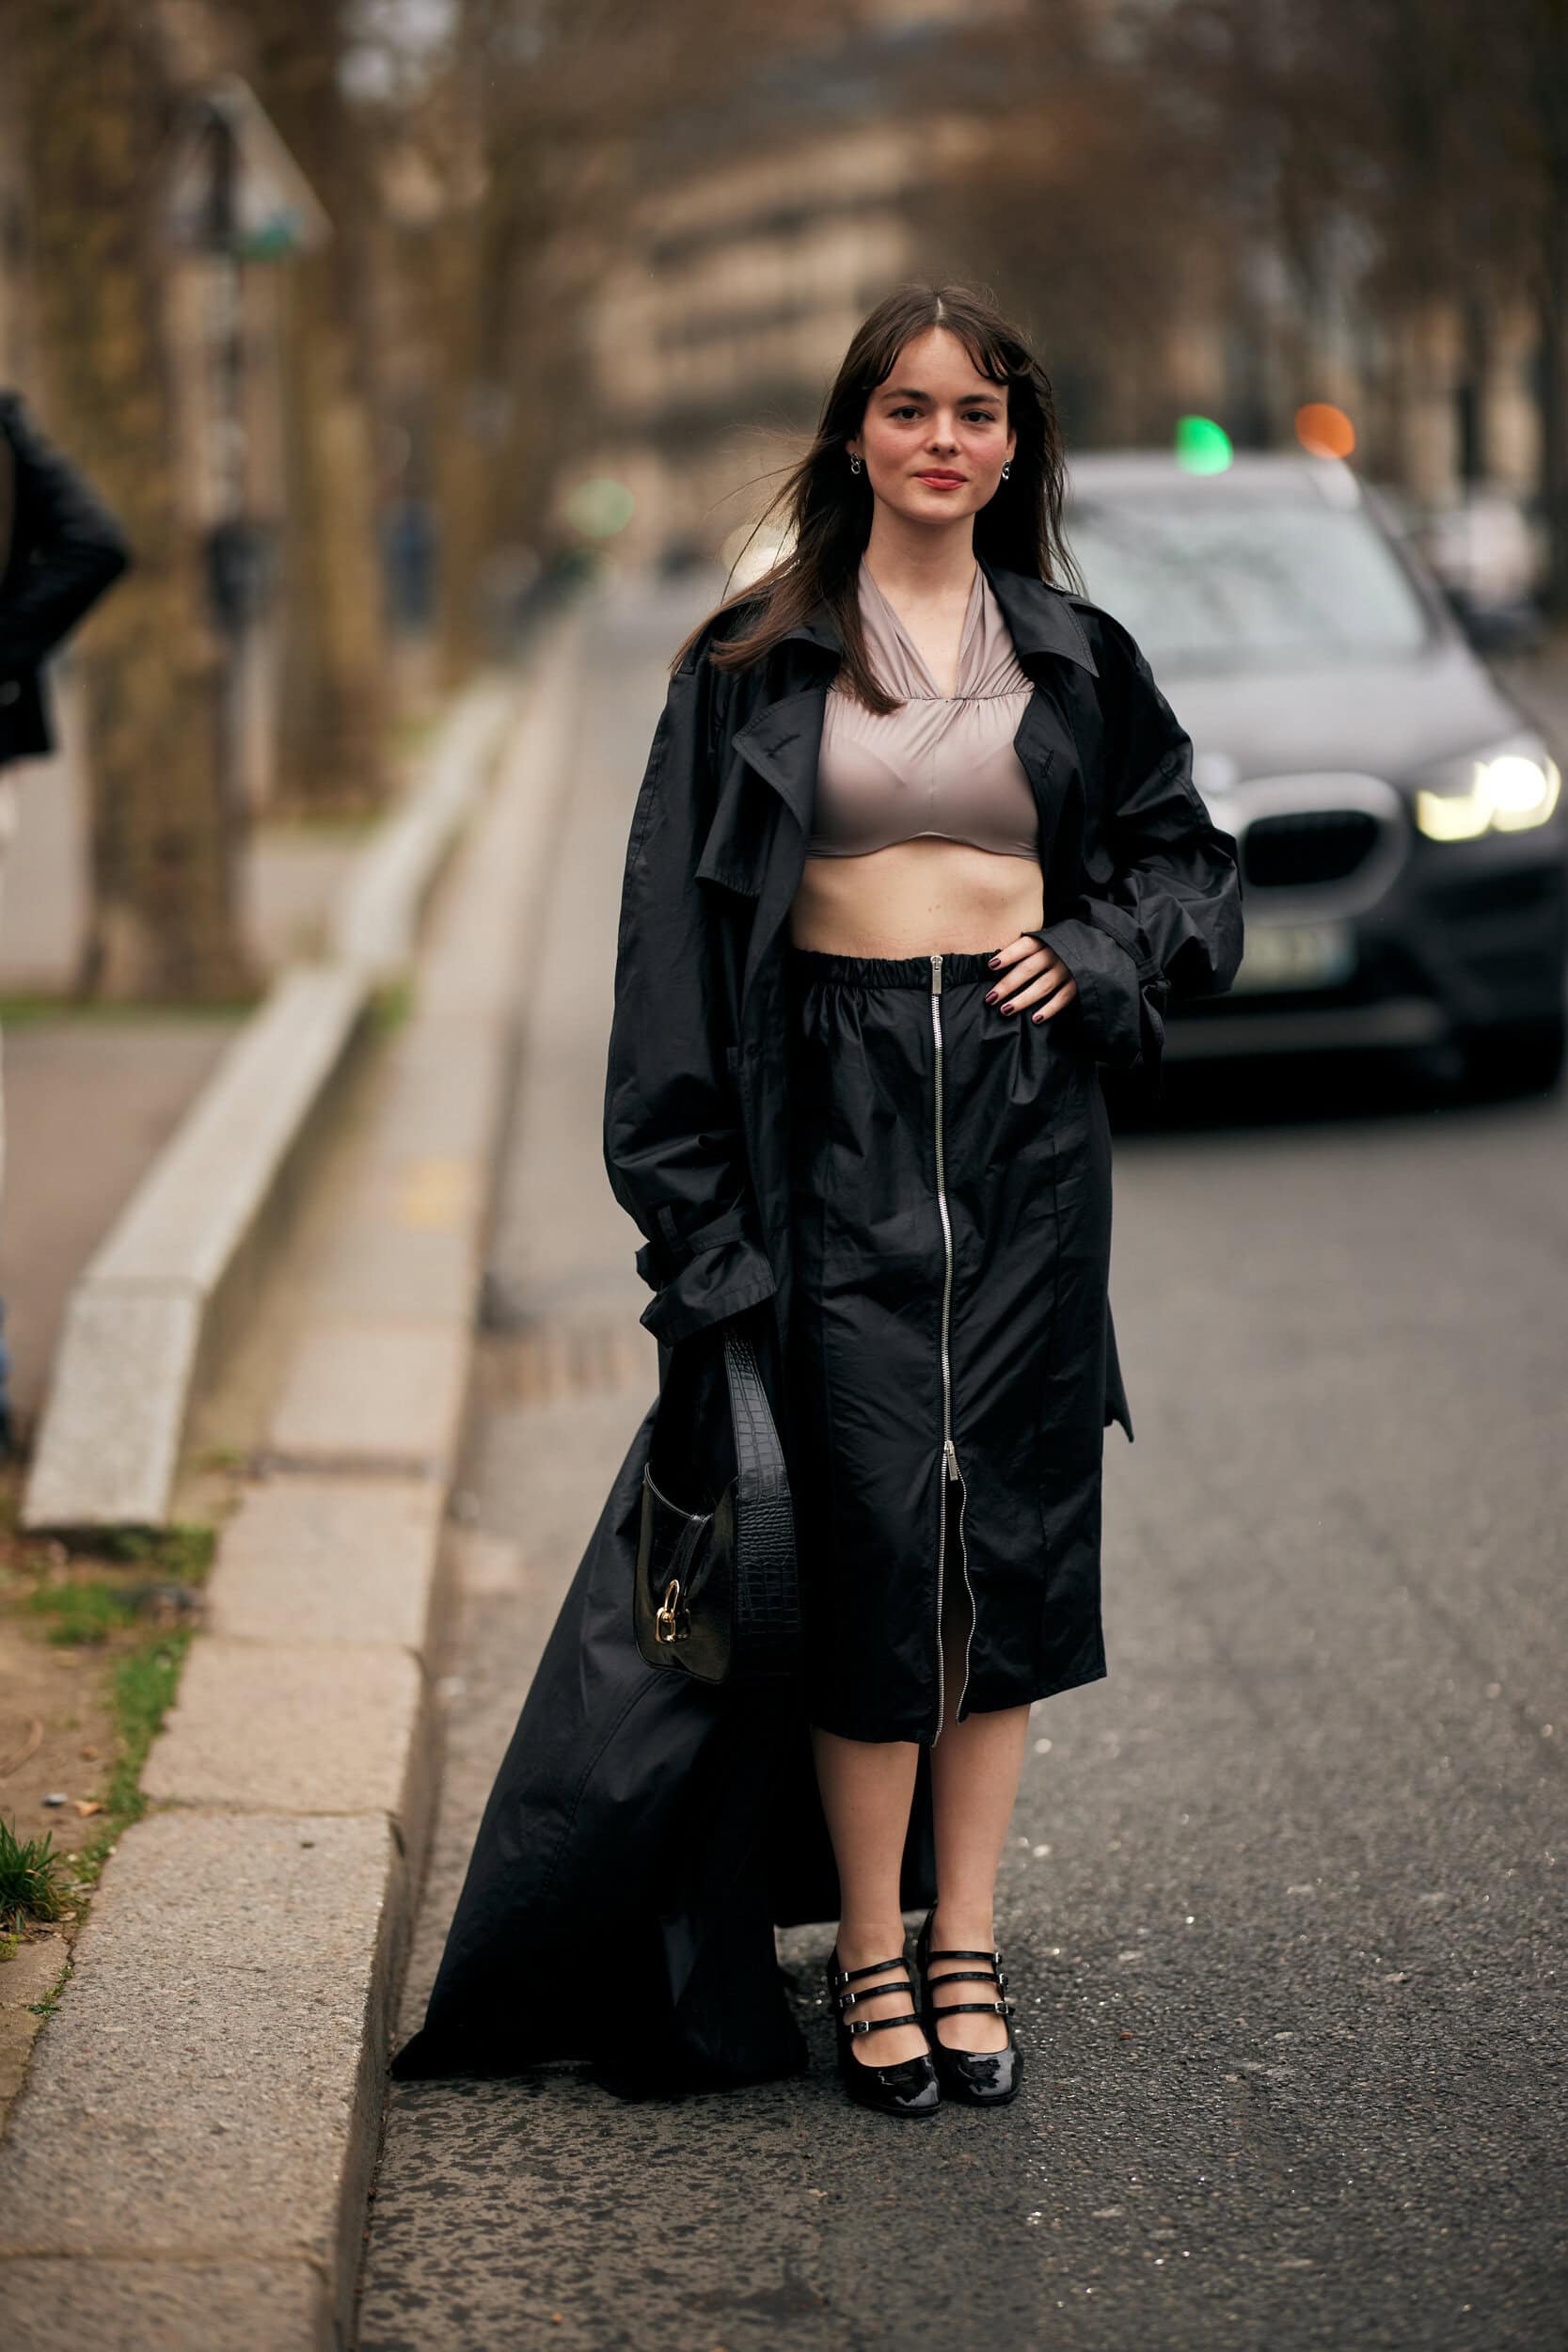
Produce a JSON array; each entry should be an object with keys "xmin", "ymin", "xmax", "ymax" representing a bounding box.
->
[{"xmin": 1242, "ymin": 808, "xmax": 1382, "ymax": 890}]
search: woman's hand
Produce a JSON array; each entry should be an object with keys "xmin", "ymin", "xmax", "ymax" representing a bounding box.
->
[{"xmin": 984, "ymin": 934, "xmax": 1080, "ymax": 1023}]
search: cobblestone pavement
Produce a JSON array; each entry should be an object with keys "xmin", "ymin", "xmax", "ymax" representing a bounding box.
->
[{"xmin": 356, "ymin": 580, "xmax": 1567, "ymax": 2352}]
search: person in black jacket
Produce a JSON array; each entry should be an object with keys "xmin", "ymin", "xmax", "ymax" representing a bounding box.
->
[
  {"xmin": 390, "ymin": 283, "xmax": 1242, "ymax": 2114},
  {"xmin": 0, "ymin": 390, "xmax": 130, "ymax": 1454},
  {"xmin": 0, "ymin": 389, "xmax": 130, "ymax": 771}
]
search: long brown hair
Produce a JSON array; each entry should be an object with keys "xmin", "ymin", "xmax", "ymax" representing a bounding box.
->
[{"xmin": 671, "ymin": 281, "xmax": 1085, "ymax": 712}]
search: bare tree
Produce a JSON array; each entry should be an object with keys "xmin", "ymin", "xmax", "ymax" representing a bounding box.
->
[
  {"xmin": 12, "ymin": 0, "xmax": 253, "ymax": 999},
  {"xmin": 246, "ymin": 0, "xmax": 392, "ymax": 810},
  {"xmin": 392, "ymin": 0, "xmax": 846, "ymax": 678}
]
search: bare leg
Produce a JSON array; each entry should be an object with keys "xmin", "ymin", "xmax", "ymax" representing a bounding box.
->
[
  {"xmin": 926, "ymin": 1518, "xmax": 1030, "ymax": 2054},
  {"xmin": 809, "ymin": 1724, "xmax": 928, "ymax": 2064}
]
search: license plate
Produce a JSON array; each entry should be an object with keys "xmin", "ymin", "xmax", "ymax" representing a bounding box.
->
[{"xmin": 1230, "ymin": 921, "xmax": 1356, "ymax": 993}]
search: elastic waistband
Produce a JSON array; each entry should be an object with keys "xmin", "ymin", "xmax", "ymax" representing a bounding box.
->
[{"xmin": 785, "ymin": 945, "xmax": 1005, "ymax": 990}]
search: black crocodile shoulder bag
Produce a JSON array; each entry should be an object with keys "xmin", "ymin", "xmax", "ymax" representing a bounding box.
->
[{"xmin": 633, "ymin": 1315, "xmax": 800, "ymax": 1687}]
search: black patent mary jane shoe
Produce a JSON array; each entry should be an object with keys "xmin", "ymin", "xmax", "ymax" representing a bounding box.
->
[
  {"xmin": 915, "ymin": 1907, "xmax": 1023, "ymax": 2108},
  {"xmin": 826, "ymin": 1948, "xmax": 941, "ymax": 2118}
]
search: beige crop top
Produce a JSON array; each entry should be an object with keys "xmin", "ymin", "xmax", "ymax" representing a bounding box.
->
[{"xmin": 806, "ymin": 557, "xmax": 1039, "ymax": 860}]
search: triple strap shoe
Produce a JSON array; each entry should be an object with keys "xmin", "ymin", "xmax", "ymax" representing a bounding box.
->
[
  {"xmin": 825, "ymin": 1947, "xmax": 941, "ymax": 2117},
  {"xmin": 914, "ymin": 1905, "xmax": 1024, "ymax": 2106}
]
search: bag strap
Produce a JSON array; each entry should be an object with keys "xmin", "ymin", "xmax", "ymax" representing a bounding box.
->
[{"xmin": 722, "ymin": 1323, "xmax": 800, "ymax": 1675}]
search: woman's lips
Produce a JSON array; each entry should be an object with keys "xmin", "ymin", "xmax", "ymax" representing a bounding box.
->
[{"xmin": 914, "ymin": 471, "xmax": 966, "ymax": 487}]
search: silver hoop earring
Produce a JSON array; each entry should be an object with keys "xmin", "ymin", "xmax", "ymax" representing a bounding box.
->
[
  {"xmin": 849, "ymin": 454, "xmax": 862, "ymax": 475},
  {"xmin": 1001, "ymin": 461, "xmax": 1011, "ymax": 480}
]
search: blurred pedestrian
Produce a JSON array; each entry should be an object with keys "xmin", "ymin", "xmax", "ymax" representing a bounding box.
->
[
  {"xmin": 391, "ymin": 283, "xmax": 1243, "ymax": 2111},
  {"xmin": 0, "ymin": 390, "xmax": 131, "ymax": 1455}
]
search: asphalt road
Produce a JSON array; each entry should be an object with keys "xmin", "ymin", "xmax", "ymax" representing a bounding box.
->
[{"xmin": 355, "ymin": 581, "xmax": 1567, "ymax": 2352}]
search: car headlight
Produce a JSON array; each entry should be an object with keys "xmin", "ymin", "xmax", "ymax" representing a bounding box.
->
[{"xmin": 1414, "ymin": 737, "xmax": 1561, "ymax": 840}]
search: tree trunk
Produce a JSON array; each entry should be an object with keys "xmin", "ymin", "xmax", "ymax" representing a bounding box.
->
[
  {"xmin": 272, "ymin": 252, "xmax": 388, "ymax": 810},
  {"xmin": 17, "ymin": 0, "xmax": 254, "ymax": 1000},
  {"xmin": 247, "ymin": 0, "xmax": 389, "ymax": 812}
]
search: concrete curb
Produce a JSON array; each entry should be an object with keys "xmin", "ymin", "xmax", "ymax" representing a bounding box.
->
[
  {"xmin": 20, "ymin": 676, "xmax": 517, "ymax": 1534},
  {"xmin": 329, "ymin": 681, "xmax": 516, "ymax": 981},
  {"xmin": 0, "ymin": 602, "xmax": 589, "ymax": 2352}
]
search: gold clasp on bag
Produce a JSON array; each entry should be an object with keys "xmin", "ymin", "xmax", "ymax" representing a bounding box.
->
[{"xmin": 655, "ymin": 1578, "xmax": 689, "ymax": 1643}]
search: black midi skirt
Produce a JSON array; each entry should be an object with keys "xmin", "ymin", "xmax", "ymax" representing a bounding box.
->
[{"xmin": 783, "ymin": 942, "xmax": 1116, "ymax": 1747}]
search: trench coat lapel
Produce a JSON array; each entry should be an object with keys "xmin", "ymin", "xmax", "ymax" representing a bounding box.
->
[
  {"xmin": 729, "ymin": 686, "xmax": 824, "ymax": 1015},
  {"xmin": 726, "ymin": 683, "xmax": 827, "ymax": 839}
]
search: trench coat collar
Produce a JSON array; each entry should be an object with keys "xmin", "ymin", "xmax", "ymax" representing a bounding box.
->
[{"xmin": 761, "ymin": 547, "xmax": 1099, "ymax": 677}]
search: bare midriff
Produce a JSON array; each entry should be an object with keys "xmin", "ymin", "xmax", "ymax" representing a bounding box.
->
[{"xmin": 787, "ymin": 837, "xmax": 1045, "ymax": 959}]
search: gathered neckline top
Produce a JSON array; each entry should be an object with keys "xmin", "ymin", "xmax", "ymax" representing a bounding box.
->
[{"xmin": 805, "ymin": 557, "xmax": 1040, "ymax": 861}]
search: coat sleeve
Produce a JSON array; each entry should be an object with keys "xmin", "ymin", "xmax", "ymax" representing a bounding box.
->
[
  {"xmin": 604, "ymin": 645, "xmax": 777, "ymax": 1349},
  {"xmin": 1027, "ymin": 615, "xmax": 1243, "ymax": 1084},
  {"xmin": 0, "ymin": 396, "xmax": 131, "ymax": 682}
]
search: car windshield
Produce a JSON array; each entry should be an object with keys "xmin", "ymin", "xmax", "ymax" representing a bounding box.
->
[{"xmin": 1064, "ymin": 494, "xmax": 1435, "ymax": 675}]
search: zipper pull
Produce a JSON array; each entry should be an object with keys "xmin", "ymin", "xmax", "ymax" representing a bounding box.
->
[
  {"xmin": 944, "ymin": 1438, "xmax": 959, "ymax": 1482},
  {"xmin": 931, "ymin": 950, "xmax": 943, "ymax": 994}
]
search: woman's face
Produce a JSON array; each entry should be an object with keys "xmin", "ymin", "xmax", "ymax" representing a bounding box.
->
[{"xmin": 846, "ymin": 327, "xmax": 1017, "ymax": 530}]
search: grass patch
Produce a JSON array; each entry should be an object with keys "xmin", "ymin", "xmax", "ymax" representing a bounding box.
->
[
  {"xmin": 26, "ymin": 1581, "xmax": 140, "ymax": 1645},
  {"xmin": 370, "ymin": 977, "xmax": 417, "ymax": 1035},
  {"xmin": 0, "ymin": 995, "xmax": 255, "ymax": 1026},
  {"xmin": 0, "ymin": 1818, "xmax": 71, "ymax": 1933},
  {"xmin": 22, "ymin": 1527, "xmax": 214, "ymax": 1646},
  {"xmin": 189, "ymin": 1444, "xmax": 249, "ymax": 1476},
  {"xmin": 35, "ymin": 1626, "xmax": 190, "ymax": 1918},
  {"xmin": 28, "ymin": 1957, "xmax": 72, "ymax": 2019},
  {"xmin": 255, "ymin": 806, "xmax": 383, "ymax": 839},
  {"xmin": 0, "ymin": 1479, "xmax": 206, "ymax": 1969},
  {"xmin": 102, "ymin": 1628, "xmax": 192, "ymax": 1824},
  {"xmin": 90, "ymin": 1523, "xmax": 216, "ymax": 1581},
  {"xmin": 63, "ymin": 1623, "xmax": 194, "ymax": 1910}
]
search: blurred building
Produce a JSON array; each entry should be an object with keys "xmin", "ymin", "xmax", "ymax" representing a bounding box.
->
[
  {"xmin": 577, "ymin": 3, "xmax": 1544, "ymax": 576},
  {"xmin": 579, "ymin": 19, "xmax": 989, "ymax": 574}
]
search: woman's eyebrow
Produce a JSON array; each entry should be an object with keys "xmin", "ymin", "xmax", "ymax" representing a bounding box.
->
[{"xmin": 878, "ymin": 384, "xmax": 1001, "ymax": 403}]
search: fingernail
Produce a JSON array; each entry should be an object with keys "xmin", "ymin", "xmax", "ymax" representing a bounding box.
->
[
  {"xmin": 984, "ymin": 988, "xmax": 999, "ymax": 1003},
  {"xmin": 988, "ymin": 954, "xmax": 1001, "ymax": 967},
  {"xmin": 1032, "ymin": 1010, "xmax": 1045, "ymax": 1023}
]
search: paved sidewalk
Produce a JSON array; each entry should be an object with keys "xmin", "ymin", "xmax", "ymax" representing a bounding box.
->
[
  {"xmin": 0, "ymin": 613, "xmax": 586, "ymax": 2350},
  {"xmin": 0, "ymin": 690, "xmax": 444, "ymax": 1442},
  {"xmin": 0, "ymin": 1014, "xmax": 241, "ymax": 1434}
]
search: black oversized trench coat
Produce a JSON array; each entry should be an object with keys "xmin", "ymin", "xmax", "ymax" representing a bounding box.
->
[{"xmin": 390, "ymin": 553, "xmax": 1244, "ymax": 2096}]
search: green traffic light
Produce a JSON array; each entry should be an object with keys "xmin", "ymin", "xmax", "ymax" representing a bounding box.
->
[{"xmin": 1174, "ymin": 417, "xmax": 1233, "ymax": 474}]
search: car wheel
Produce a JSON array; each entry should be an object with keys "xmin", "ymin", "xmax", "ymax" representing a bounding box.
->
[{"xmin": 1461, "ymin": 1013, "xmax": 1567, "ymax": 1100}]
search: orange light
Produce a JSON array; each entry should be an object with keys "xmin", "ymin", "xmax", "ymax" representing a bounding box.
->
[{"xmin": 1295, "ymin": 403, "xmax": 1355, "ymax": 459}]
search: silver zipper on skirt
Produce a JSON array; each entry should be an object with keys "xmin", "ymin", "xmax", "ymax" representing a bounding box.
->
[{"xmin": 929, "ymin": 952, "xmax": 976, "ymax": 1738}]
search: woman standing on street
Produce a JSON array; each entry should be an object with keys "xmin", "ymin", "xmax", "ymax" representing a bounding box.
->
[{"xmin": 391, "ymin": 282, "xmax": 1242, "ymax": 2111}]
